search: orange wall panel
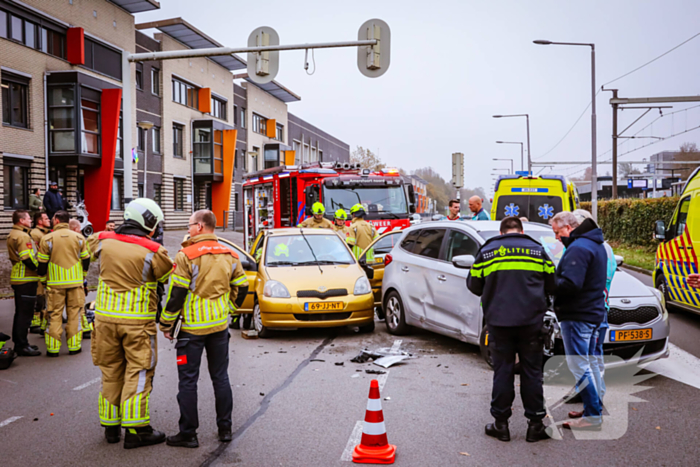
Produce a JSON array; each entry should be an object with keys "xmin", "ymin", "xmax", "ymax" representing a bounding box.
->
[
  {"xmin": 211, "ymin": 129, "xmax": 237, "ymax": 227},
  {"xmin": 266, "ymin": 118, "xmax": 276, "ymax": 138},
  {"xmin": 198, "ymin": 88, "xmax": 212, "ymax": 113}
]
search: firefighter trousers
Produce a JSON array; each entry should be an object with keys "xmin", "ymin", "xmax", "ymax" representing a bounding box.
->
[
  {"xmin": 91, "ymin": 320, "xmax": 158, "ymax": 428},
  {"xmin": 31, "ymin": 282, "xmax": 46, "ymax": 329},
  {"xmin": 11, "ymin": 282, "xmax": 37, "ymax": 349},
  {"xmin": 45, "ymin": 286, "xmax": 85, "ymax": 354}
]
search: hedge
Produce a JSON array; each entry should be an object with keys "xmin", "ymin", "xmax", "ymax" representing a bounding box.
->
[{"xmin": 580, "ymin": 197, "xmax": 679, "ymax": 247}]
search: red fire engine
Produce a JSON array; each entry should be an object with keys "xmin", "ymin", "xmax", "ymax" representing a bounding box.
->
[{"xmin": 242, "ymin": 162, "xmax": 416, "ymax": 249}]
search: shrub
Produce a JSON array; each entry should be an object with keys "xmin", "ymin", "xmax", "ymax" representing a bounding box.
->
[{"xmin": 580, "ymin": 197, "xmax": 679, "ymax": 247}]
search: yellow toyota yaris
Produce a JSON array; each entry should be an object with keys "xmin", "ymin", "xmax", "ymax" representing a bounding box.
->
[{"xmin": 252, "ymin": 228, "xmax": 375, "ymax": 337}]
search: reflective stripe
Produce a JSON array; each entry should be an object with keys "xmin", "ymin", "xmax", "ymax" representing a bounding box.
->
[
  {"xmin": 95, "ymin": 309, "xmax": 156, "ymax": 319},
  {"xmin": 137, "ymin": 370, "xmax": 146, "ymax": 393},
  {"xmin": 471, "ymin": 260, "xmax": 549, "ymax": 278},
  {"xmin": 231, "ymin": 275, "xmax": 247, "ymax": 286},
  {"xmin": 362, "ymin": 421, "xmax": 387, "ymax": 436},
  {"xmin": 37, "ymin": 252, "xmax": 50, "ymax": 261},
  {"xmin": 47, "ymin": 262, "xmax": 84, "ymax": 287},
  {"xmin": 366, "ymin": 398, "xmax": 383, "ymax": 411},
  {"xmin": 171, "ymin": 274, "xmax": 190, "ymax": 287},
  {"xmin": 99, "ymin": 393, "xmax": 120, "ymax": 426},
  {"xmin": 142, "ymin": 252, "xmax": 154, "ymax": 282},
  {"xmin": 180, "ymin": 291, "xmax": 232, "ymax": 329},
  {"xmin": 79, "ymin": 250, "xmax": 90, "ymax": 259},
  {"xmin": 45, "ymin": 333, "xmax": 61, "ymax": 353},
  {"xmin": 95, "ymin": 279, "xmax": 155, "ymax": 319}
]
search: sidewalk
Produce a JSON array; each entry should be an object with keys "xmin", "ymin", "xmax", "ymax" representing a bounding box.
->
[{"xmin": 0, "ymin": 228, "xmax": 244, "ymax": 297}]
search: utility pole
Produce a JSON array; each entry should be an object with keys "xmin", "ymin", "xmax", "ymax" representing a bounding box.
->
[{"xmin": 602, "ymin": 88, "xmax": 619, "ymax": 199}]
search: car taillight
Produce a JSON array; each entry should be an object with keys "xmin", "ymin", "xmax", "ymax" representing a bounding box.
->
[{"xmin": 384, "ymin": 254, "xmax": 393, "ymax": 266}]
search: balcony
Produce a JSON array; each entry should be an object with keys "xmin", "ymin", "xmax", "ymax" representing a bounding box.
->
[{"xmin": 193, "ymin": 119, "xmax": 233, "ymax": 182}]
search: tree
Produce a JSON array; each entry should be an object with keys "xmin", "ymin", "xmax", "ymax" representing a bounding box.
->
[
  {"xmin": 571, "ymin": 166, "xmax": 592, "ymax": 181},
  {"xmin": 350, "ymin": 146, "xmax": 385, "ymax": 171},
  {"xmin": 618, "ymin": 162, "xmax": 640, "ymax": 178},
  {"xmin": 412, "ymin": 167, "xmax": 489, "ymax": 215},
  {"xmin": 679, "ymin": 142, "xmax": 698, "ymax": 153}
]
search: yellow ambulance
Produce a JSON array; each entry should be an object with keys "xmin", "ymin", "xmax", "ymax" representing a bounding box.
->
[
  {"xmin": 654, "ymin": 167, "xmax": 700, "ymax": 313},
  {"xmin": 491, "ymin": 174, "xmax": 580, "ymax": 225}
]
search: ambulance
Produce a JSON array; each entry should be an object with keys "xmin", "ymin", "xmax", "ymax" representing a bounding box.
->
[
  {"xmin": 491, "ymin": 174, "xmax": 580, "ymax": 225},
  {"xmin": 242, "ymin": 162, "xmax": 416, "ymax": 251},
  {"xmin": 654, "ymin": 167, "xmax": 700, "ymax": 314}
]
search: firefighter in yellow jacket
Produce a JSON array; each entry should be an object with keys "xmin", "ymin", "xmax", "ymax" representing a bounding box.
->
[
  {"xmin": 37, "ymin": 211, "xmax": 90, "ymax": 356},
  {"xmin": 332, "ymin": 208, "xmax": 352, "ymax": 243},
  {"xmin": 88, "ymin": 199, "xmax": 173, "ymax": 449},
  {"xmin": 160, "ymin": 210, "xmax": 249, "ymax": 448},
  {"xmin": 7, "ymin": 210, "xmax": 41, "ymax": 356},
  {"xmin": 30, "ymin": 212, "xmax": 52, "ymax": 335},
  {"xmin": 347, "ymin": 203, "xmax": 378, "ymax": 260},
  {"xmin": 298, "ymin": 202, "xmax": 333, "ymax": 229}
]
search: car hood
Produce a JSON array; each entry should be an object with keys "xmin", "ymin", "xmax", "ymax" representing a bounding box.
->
[
  {"xmin": 608, "ymin": 270, "xmax": 653, "ymax": 298},
  {"xmin": 265, "ymin": 264, "xmax": 362, "ymax": 294}
]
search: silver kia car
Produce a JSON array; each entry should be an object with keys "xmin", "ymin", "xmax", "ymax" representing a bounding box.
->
[{"xmin": 376, "ymin": 220, "xmax": 670, "ymax": 367}]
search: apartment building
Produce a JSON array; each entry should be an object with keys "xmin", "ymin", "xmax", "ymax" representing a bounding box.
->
[{"xmin": 288, "ymin": 112, "xmax": 350, "ymax": 164}]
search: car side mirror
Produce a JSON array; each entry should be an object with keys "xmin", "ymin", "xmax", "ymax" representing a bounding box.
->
[
  {"xmin": 614, "ymin": 255, "xmax": 624, "ymax": 267},
  {"xmin": 452, "ymin": 254, "xmax": 475, "ymax": 269},
  {"xmin": 359, "ymin": 257, "xmax": 375, "ymax": 279},
  {"xmin": 655, "ymin": 220, "xmax": 666, "ymax": 241}
]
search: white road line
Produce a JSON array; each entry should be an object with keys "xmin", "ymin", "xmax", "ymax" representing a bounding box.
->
[
  {"xmin": 340, "ymin": 339, "xmax": 399, "ymax": 461},
  {"xmin": 73, "ymin": 377, "xmax": 101, "ymax": 391},
  {"xmin": 644, "ymin": 343, "xmax": 700, "ymax": 390},
  {"xmin": 0, "ymin": 416, "xmax": 22, "ymax": 428}
]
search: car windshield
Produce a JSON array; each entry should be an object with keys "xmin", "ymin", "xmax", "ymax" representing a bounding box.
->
[
  {"xmin": 323, "ymin": 185, "xmax": 408, "ymax": 216},
  {"xmin": 265, "ymin": 234, "xmax": 355, "ymax": 266},
  {"xmin": 478, "ymin": 229, "xmax": 565, "ymax": 266}
]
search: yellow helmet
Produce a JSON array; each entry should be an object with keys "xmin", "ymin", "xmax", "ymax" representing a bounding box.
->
[
  {"xmin": 274, "ymin": 243, "xmax": 289, "ymax": 257},
  {"xmin": 350, "ymin": 203, "xmax": 365, "ymax": 216},
  {"xmin": 334, "ymin": 208, "xmax": 348, "ymax": 220},
  {"xmin": 311, "ymin": 202, "xmax": 325, "ymax": 215}
]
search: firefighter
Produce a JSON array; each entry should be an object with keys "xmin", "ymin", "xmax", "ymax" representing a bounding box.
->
[
  {"xmin": 298, "ymin": 202, "xmax": 333, "ymax": 229},
  {"xmin": 30, "ymin": 211, "xmax": 51, "ymax": 335},
  {"xmin": 161, "ymin": 210, "xmax": 248, "ymax": 448},
  {"xmin": 36, "ymin": 211, "xmax": 89, "ymax": 356},
  {"xmin": 332, "ymin": 208, "xmax": 352, "ymax": 242},
  {"xmin": 7, "ymin": 210, "xmax": 41, "ymax": 357},
  {"xmin": 347, "ymin": 204, "xmax": 378, "ymax": 259},
  {"xmin": 87, "ymin": 199, "xmax": 173, "ymax": 449}
]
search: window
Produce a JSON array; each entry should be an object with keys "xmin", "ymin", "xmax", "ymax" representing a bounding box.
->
[
  {"xmin": 10, "ymin": 15, "xmax": 22, "ymax": 42},
  {"xmin": 366, "ymin": 232, "xmax": 402, "ymax": 264},
  {"xmin": 138, "ymin": 183, "xmax": 144, "ymax": 198},
  {"xmin": 174, "ymin": 179, "xmax": 184, "ymax": 211},
  {"xmin": 264, "ymin": 147, "xmax": 278, "ymax": 170},
  {"xmin": 173, "ymin": 123, "xmax": 184, "ymax": 158},
  {"xmin": 84, "ymin": 38, "xmax": 121, "ymax": 80},
  {"xmin": 214, "ymin": 130, "xmax": 223, "ymax": 174},
  {"xmin": 135, "ymin": 63, "xmax": 143, "ymax": 90},
  {"xmin": 445, "ymin": 230, "xmax": 479, "ymax": 261},
  {"xmin": 1, "ymin": 73, "xmax": 29, "ymax": 128},
  {"xmin": 48, "ymin": 86, "xmax": 75, "ymax": 152},
  {"xmin": 3, "ymin": 162, "xmax": 28, "ymax": 209},
  {"xmin": 153, "ymin": 183, "xmax": 162, "ymax": 207},
  {"xmin": 111, "ymin": 175, "xmax": 123, "ymax": 210},
  {"xmin": 673, "ymin": 196, "xmax": 691, "ymax": 239},
  {"xmin": 311, "ymin": 147, "xmax": 317, "ymax": 162},
  {"xmin": 240, "ymin": 107, "xmax": 246, "ymax": 128},
  {"xmin": 401, "ymin": 228, "xmax": 446, "ymax": 259},
  {"xmin": 115, "ymin": 112, "xmax": 123, "ymax": 159},
  {"xmin": 252, "ymin": 113, "xmax": 266, "ymax": 135},
  {"xmin": 0, "ymin": 11, "xmax": 6, "ymax": 38},
  {"xmin": 80, "ymin": 95, "xmax": 100, "ymax": 155},
  {"xmin": 0, "ymin": 10, "xmax": 65, "ymax": 58},
  {"xmin": 137, "ymin": 125, "xmax": 145, "ymax": 151},
  {"xmin": 152, "ymin": 127, "xmax": 160, "ymax": 154},
  {"xmin": 276, "ymin": 123, "xmax": 283, "ymax": 142},
  {"xmin": 211, "ymin": 96, "xmax": 227, "ymax": 120},
  {"xmin": 252, "ymin": 146, "xmax": 260, "ymax": 171},
  {"xmin": 233, "ymin": 105, "xmax": 238, "ymax": 126},
  {"xmin": 46, "ymin": 29, "xmax": 65, "ymax": 59},
  {"xmin": 319, "ymin": 150, "xmax": 323, "ymax": 161},
  {"xmin": 193, "ymin": 127, "xmax": 211, "ymax": 174},
  {"xmin": 49, "ymin": 166, "xmax": 66, "ymax": 194},
  {"xmin": 151, "ymin": 68, "xmax": 160, "ymax": 96},
  {"xmin": 172, "ymin": 78, "xmax": 198, "ymax": 108}
]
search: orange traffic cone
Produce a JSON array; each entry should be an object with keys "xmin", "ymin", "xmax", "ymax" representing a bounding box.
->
[{"xmin": 352, "ymin": 379, "xmax": 396, "ymax": 464}]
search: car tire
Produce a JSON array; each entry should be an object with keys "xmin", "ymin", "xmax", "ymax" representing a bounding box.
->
[
  {"xmin": 253, "ymin": 302, "xmax": 271, "ymax": 338},
  {"xmin": 242, "ymin": 313, "xmax": 253, "ymax": 330},
  {"xmin": 82, "ymin": 225, "xmax": 94, "ymax": 237},
  {"xmin": 655, "ymin": 273, "xmax": 675, "ymax": 313},
  {"xmin": 383, "ymin": 291, "xmax": 411, "ymax": 335},
  {"xmin": 358, "ymin": 319, "xmax": 375, "ymax": 333}
]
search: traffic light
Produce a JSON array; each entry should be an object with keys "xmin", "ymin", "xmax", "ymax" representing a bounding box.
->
[
  {"xmin": 452, "ymin": 152, "xmax": 464, "ymax": 188},
  {"xmin": 357, "ymin": 19, "xmax": 391, "ymax": 78},
  {"xmin": 247, "ymin": 27, "xmax": 279, "ymax": 84}
]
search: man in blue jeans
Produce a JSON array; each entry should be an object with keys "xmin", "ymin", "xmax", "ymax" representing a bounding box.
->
[{"xmin": 550, "ymin": 211, "xmax": 607, "ymax": 430}]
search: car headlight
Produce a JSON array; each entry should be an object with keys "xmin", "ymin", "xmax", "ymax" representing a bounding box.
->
[
  {"xmin": 649, "ymin": 287, "xmax": 666, "ymax": 313},
  {"xmin": 354, "ymin": 276, "xmax": 372, "ymax": 295},
  {"xmin": 263, "ymin": 280, "xmax": 291, "ymax": 298}
]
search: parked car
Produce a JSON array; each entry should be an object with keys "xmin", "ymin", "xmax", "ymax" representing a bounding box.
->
[{"xmin": 380, "ymin": 220, "xmax": 670, "ymax": 367}]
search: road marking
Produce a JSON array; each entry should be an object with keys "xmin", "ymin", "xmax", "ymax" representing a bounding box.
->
[
  {"xmin": 0, "ymin": 378, "xmax": 17, "ymax": 385},
  {"xmin": 644, "ymin": 343, "xmax": 700, "ymax": 390},
  {"xmin": 340, "ymin": 339, "xmax": 399, "ymax": 461},
  {"xmin": 73, "ymin": 377, "xmax": 101, "ymax": 391},
  {"xmin": 0, "ymin": 416, "xmax": 22, "ymax": 428}
]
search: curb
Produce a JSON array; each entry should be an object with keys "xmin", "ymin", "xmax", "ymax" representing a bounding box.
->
[{"xmin": 621, "ymin": 264, "xmax": 652, "ymax": 277}]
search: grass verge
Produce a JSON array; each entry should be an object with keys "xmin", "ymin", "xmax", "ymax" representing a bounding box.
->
[{"xmin": 609, "ymin": 242, "xmax": 656, "ymax": 272}]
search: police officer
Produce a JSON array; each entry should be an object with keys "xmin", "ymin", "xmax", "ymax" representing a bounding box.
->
[
  {"xmin": 298, "ymin": 202, "xmax": 333, "ymax": 229},
  {"xmin": 87, "ymin": 199, "xmax": 173, "ymax": 448},
  {"xmin": 332, "ymin": 208, "xmax": 351, "ymax": 242},
  {"xmin": 347, "ymin": 203, "xmax": 378, "ymax": 259},
  {"xmin": 161, "ymin": 210, "xmax": 248, "ymax": 448},
  {"xmin": 30, "ymin": 212, "xmax": 51, "ymax": 335},
  {"xmin": 37, "ymin": 211, "xmax": 90, "ymax": 356},
  {"xmin": 7, "ymin": 210, "xmax": 41, "ymax": 357},
  {"xmin": 466, "ymin": 216, "xmax": 555, "ymax": 443}
]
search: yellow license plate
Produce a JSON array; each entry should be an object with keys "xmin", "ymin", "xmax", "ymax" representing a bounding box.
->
[
  {"xmin": 304, "ymin": 302, "xmax": 344, "ymax": 311},
  {"xmin": 610, "ymin": 328, "xmax": 652, "ymax": 342}
]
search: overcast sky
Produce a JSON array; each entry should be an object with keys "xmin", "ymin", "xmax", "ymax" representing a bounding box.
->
[{"xmin": 136, "ymin": 0, "xmax": 700, "ymax": 194}]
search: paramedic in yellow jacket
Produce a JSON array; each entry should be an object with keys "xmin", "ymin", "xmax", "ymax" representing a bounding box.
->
[
  {"xmin": 30, "ymin": 211, "xmax": 51, "ymax": 335},
  {"xmin": 347, "ymin": 204, "xmax": 378, "ymax": 260},
  {"xmin": 7, "ymin": 210, "xmax": 41, "ymax": 357},
  {"xmin": 160, "ymin": 210, "xmax": 249, "ymax": 448},
  {"xmin": 298, "ymin": 202, "xmax": 333, "ymax": 229},
  {"xmin": 37, "ymin": 211, "xmax": 90, "ymax": 356},
  {"xmin": 332, "ymin": 208, "xmax": 352, "ymax": 243},
  {"xmin": 87, "ymin": 199, "xmax": 174, "ymax": 449}
]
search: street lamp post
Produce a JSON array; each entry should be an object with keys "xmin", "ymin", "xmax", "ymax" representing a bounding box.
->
[
  {"xmin": 495, "ymin": 141, "xmax": 524, "ymax": 172},
  {"xmin": 534, "ymin": 39, "xmax": 597, "ymax": 221},
  {"xmin": 493, "ymin": 115, "xmax": 531, "ymax": 174},
  {"xmin": 493, "ymin": 158, "xmax": 514, "ymax": 174}
]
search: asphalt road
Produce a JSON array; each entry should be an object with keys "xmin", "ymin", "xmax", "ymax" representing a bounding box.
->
[{"xmin": 2, "ymin": 282, "xmax": 700, "ymax": 466}]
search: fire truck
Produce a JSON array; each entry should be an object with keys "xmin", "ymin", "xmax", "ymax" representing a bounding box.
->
[{"xmin": 242, "ymin": 162, "xmax": 416, "ymax": 249}]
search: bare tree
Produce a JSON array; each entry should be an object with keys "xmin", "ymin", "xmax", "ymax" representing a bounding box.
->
[
  {"xmin": 350, "ymin": 146, "xmax": 386, "ymax": 171},
  {"xmin": 618, "ymin": 162, "xmax": 641, "ymax": 178}
]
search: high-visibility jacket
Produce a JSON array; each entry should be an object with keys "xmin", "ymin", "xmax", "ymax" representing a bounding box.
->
[
  {"xmin": 333, "ymin": 223, "xmax": 352, "ymax": 243},
  {"xmin": 298, "ymin": 217, "xmax": 333, "ymax": 229},
  {"xmin": 87, "ymin": 231, "xmax": 173, "ymax": 323},
  {"xmin": 30, "ymin": 226, "xmax": 50, "ymax": 244},
  {"xmin": 161, "ymin": 234, "xmax": 247, "ymax": 335},
  {"xmin": 37, "ymin": 223, "xmax": 89, "ymax": 289},
  {"xmin": 347, "ymin": 218, "xmax": 377, "ymax": 259},
  {"xmin": 7, "ymin": 224, "xmax": 39, "ymax": 284}
]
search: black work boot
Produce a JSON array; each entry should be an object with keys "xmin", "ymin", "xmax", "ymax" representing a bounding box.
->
[
  {"xmin": 526, "ymin": 420, "xmax": 551, "ymax": 443},
  {"xmin": 485, "ymin": 420, "xmax": 510, "ymax": 442},
  {"xmin": 69, "ymin": 348, "xmax": 82, "ymax": 355},
  {"xmin": 29, "ymin": 326, "xmax": 42, "ymax": 334},
  {"xmin": 105, "ymin": 426, "xmax": 121, "ymax": 444},
  {"xmin": 218, "ymin": 428, "xmax": 233, "ymax": 442},
  {"xmin": 166, "ymin": 432, "xmax": 199, "ymax": 448},
  {"xmin": 123, "ymin": 426, "xmax": 166, "ymax": 449}
]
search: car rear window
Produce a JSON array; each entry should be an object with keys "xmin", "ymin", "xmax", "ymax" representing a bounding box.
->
[
  {"xmin": 411, "ymin": 228, "xmax": 446, "ymax": 259},
  {"xmin": 495, "ymin": 195, "xmax": 563, "ymax": 224}
]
